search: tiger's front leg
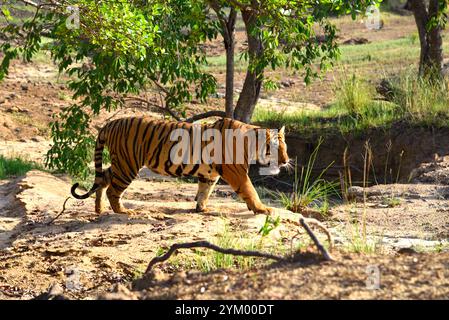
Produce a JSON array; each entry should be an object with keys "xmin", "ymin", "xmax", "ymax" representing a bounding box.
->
[
  {"xmin": 221, "ymin": 168, "xmax": 273, "ymax": 215},
  {"xmin": 195, "ymin": 177, "xmax": 219, "ymax": 213}
]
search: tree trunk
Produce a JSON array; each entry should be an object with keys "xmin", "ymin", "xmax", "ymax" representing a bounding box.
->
[
  {"xmin": 210, "ymin": 2, "xmax": 237, "ymax": 118},
  {"xmin": 233, "ymin": 9, "xmax": 264, "ymax": 123},
  {"xmin": 409, "ymin": 0, "xmax": 444, "ymax": 78},
  {"xmin": 224, "ymin": 8, "xmax": 237, "ymax": 118},
  {"xmin": 427, "ymin": 0, "xmax": 444, "ymax": 76}
]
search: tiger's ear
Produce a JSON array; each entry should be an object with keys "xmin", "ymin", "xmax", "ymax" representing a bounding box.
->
[{"xmin": 279, "ymin": 126, "xmax": 285, "ymax": 135}]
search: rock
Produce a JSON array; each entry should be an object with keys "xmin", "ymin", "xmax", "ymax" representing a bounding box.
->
[
  {"xmin": 343, "ymin": 37, "xmax": 369, "ymax": 45},
  {"xmin": 171, "ymin": 271, "xmax": 187, "ymax": 284},
  {"xmin": 132, "ymin": 269, "xmax": 168, "ymax": 291},
  {"xmin": 8, "ymin": 93, "xmax": 20, "ymax": 100},
  {"xmin": 6, "ymin": 106, "xmax": 20, "ymax": 113},
  {"xmin": 21, "ymin": 84, "xmax": 29, "ymax": 91},
  {"xmin": 280, "ymin": 79, "xmax": 295, "ymax": 88},
  {"xmin": 347, "ymin": 186, "xmax": 365, "ymax": 201},
  {"xmin": 99, "ymin": 284, "xmax": 139, "ymax": 300},
  {"xmin": 33, "ymin": 284, "xmax": 68, "ymax": 300},
  {"xmin": 3, "ymin": 119, "xmax": 13, "ymax": 128},
  {"xmin": 210, "ymin": 92, "xmax": 225, "ymax": 99},
  {"xmin": 397, "ymin": 247, "xmax": 418, "ymax": 255},
  {"xmin": 443, "ymin": 60, "xmax": 449, "ymax": 77},
  {"xmin": 31, "ymin": 136, "xmax": 45, "ymax": 142}
]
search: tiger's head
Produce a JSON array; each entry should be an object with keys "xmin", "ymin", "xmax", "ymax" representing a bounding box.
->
[{"xmin": 260, "ymin": 126, "xmax": 290, "ymax": 175}]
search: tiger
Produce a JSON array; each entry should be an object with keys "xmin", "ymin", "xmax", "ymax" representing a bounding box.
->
[{"xmin": 71, "ymin": 117, "xmax": 290, "ymax": 215}]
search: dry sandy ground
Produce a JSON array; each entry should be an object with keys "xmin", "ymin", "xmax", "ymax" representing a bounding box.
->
[
  {"xmin": 0, "ymin": 170, "xmax": 301, "ymax": 299},
  {"xmin": 0, "ymin": 168, "xmax": 448, "ymax": 300},
  {"xmin": 135, "ymin": 251, "xmax": 449, "ymax": 300}
]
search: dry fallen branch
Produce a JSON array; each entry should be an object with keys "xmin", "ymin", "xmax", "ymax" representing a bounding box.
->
[
  {"xmin": 145, "ymin": 211, "xmax": 335, "ymax": 273},
  {"xmin": 299, "ymin": 216, "xmax": 334, "ymax": 261},
  {"xmin": 285, "ymin": 212, "xmax": 334, "ymax": 260},
  {"xmin": 145, "ymin": 240, "xmax": 284, "ymax": 273},
  {"xmin": 46, "ymin": 197, "xmax": 71, "ymax": 225}
]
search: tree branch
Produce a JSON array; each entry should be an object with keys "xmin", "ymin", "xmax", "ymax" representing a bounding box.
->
[
  {"xmin": 125, "ymin": 96, "xmax": 226, "ymax": 123},
  {"xmin": 46, "ymin": 197, "xmax": 71, "ymax": 225},
  {"xmin": 145, "ymin": 211, "xmax": 334, "ymax": 273},
  {"xmin": 299, "ymin": 217, "xmax": 334, "ymax": 260},
  {"xmin": 185, "ymin": 110, "xmax": 227, "ymax": 123},
  {"xmin": 226, "ymin": 0, "xmax": 250, "ymax": 11},
  {"xmin": 18, "ymin": 0, "xmax": 38, "ymax": 7},
  {"xmin": 145, "ymin": 240, "xmax": 284, "ymax": 273},
  {"xmin": 124, "ymin": 96, "xmax": 181, "ymax": 121}
]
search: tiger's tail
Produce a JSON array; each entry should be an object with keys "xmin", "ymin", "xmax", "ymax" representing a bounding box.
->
[{"xmin": 71, "ymin": 129, "xmax": 107, "ymax": 199}]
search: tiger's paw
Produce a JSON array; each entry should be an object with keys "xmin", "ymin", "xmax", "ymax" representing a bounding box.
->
[
  {"xmin": 252, "ymin": 206, "xmax": 274, "ymax": 215},
  {"xmin": 115, "ymin": 208, "xmax": 137, "ymax": 215},
  {"xmin": 195, "ymin": 204, "xmax": 210, "ymax": 213},
  {"xmin": 95, "ymin": 205, "xmax": 108, "ymax": 214}
]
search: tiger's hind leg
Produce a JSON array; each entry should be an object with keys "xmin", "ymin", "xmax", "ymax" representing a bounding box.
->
[
  {"xmin": 106, "ymin": 162, "xmax": 138, "ymax": 214},
  {"xmin": 95, "ymin": 168, "xmax": 112, "ymax": 214},
  {"xmin": 195, "ymin": 177, "xmax": 219, "ymax": 213}
]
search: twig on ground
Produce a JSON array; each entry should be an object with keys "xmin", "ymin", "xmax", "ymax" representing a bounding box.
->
[
  {"xmin": 145, "ymin": 210, "xmax": 335, "ymax": 273},
  {"xmin": 46, "ymin": 197, "xmax": 71, "ymax": 225},
  {"xmin": 145, "ymin": 240, "xmax": 284, "ymax": 273},
  {"xmin": 299, "ymin": 216, "xmax": 334, "ymax": 261},
  {"xmin": 285, "ymin": 212, "xmax": 334, "ymax": 260}
]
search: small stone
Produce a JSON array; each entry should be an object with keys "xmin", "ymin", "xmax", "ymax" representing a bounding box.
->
[
  {"xmin": 21, "ymin": 84, "xmax": 29, "ymax": 91},
  {"xmin": 347, "ymin": 186, "xmax": 365, "ymax": 201},
  {"xmin": 31, "ymin": 136, "xmax": 44, "ymax": 142},
  {"xmin": 48, "ymin": 283, "xmax": 64, "ymax": 296},
  {"xmin": 8, "ymin": 93, "xmax": 20, "ymax": 100},
  {"xmin": 280, "ymin": 79, "xmax": 295, "ymax": 88},
  {"xmin": 171, "ymin": 271, "xmax": 187, "ymax": 283},
  {"xmin": 33, "ymin": 284, "xmax": 68, "ymax": 300},
  {"xmin": 397, "ymin": 247, "xmax": 417, "ymax": 255},
  {"xmin": 6, "ymin": 106, "xmax": 19, "ymax": 113},
  {"xmin": 99, "ymin": 284, "xmax": 138, "ymax": 300}
]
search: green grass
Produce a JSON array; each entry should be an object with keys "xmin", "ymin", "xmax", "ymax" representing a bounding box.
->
[
  {"xmin": 205, "ymin": 54, "xmax": 247, "ymax": 73},
  {"xmin": 274, "ymin": 140, "xmax": 338, "ymax": 215},
  {"xmin": 253, "ymin": 70, "xmax": 449, "ymax": 136},
  {"xmin": 195, "ymin": 224, "xmax": 260, "ymax": 272},
  {"xmin": 253, "ymin": 100, "xmax": 400, "ymax": 136},
  {"xmin": 152, "ymin": 219, "xmax": 301, "ymax": 273},
  {"xmin": 0, "ymin": 155, "xmax": 42, "ymax": 179},
  {"xmin": 381, "ymin": 196, "xmax": 401, "ymax": 208}
]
